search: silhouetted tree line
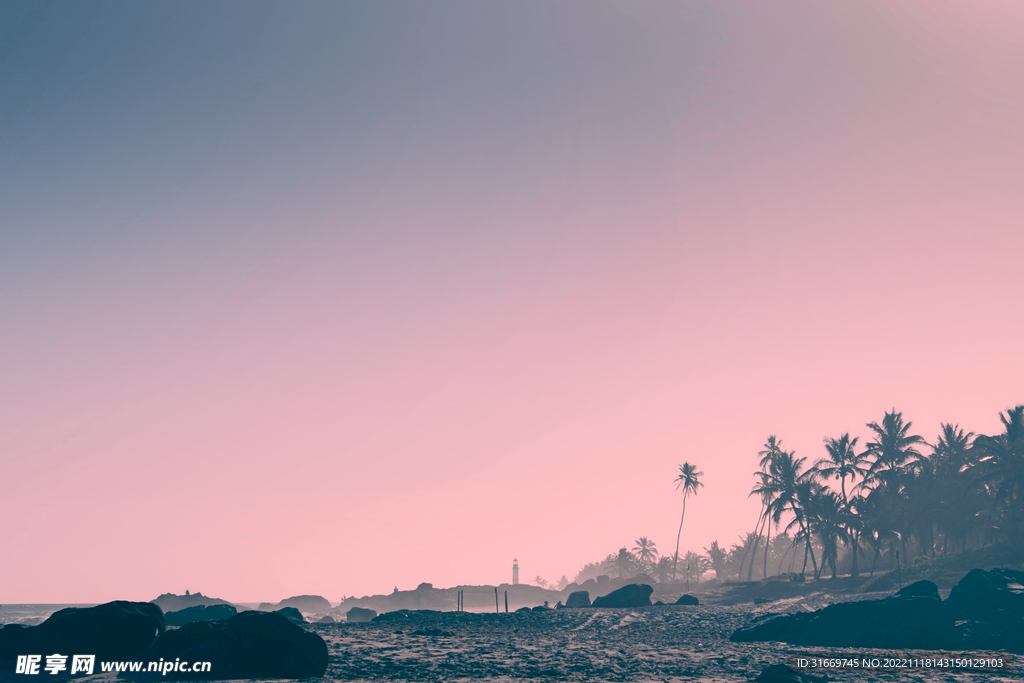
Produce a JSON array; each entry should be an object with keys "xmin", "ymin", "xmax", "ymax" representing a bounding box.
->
[
  {"xmin": 729, "ymin": 405, "xmax": 1024, "ymax": 580},
  {"xmin": 566, "ymin": 406, "xmax": 1022, "ymax": 586}
]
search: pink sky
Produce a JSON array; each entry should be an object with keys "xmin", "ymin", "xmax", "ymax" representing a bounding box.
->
[{"xmin": 1, "ymin": 1, "xmax": 1022, "ymax": 603}]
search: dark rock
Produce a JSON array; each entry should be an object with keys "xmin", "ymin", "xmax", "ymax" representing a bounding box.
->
[
  {"xmin": 152, "ymin": 593, "xmax": 234, "ymax": 614},
  {"xmin": 592, "ymin": 584, "xmax": 654, "ymax": 608},
  {"xmin": 946, "ymin": 568, "xmax": 1024, "ymax": 621},
  {"xmin": 731, "ymin": 595, "xmax": 956, "ymax": 650},
  {"xmin": 531, "ymin": 605, "xmax": 551, "ymax": 612},
  {"xmin": 272, "ymin": 607, "xmax": 305, "ymax": 624},
  {"xmin": 0, "ymin": 601, "xmax": 164, "ymax": 671},
  {"xmin": 1004, "ymin": 618, "xmax": 1024, "ymax": 654},
  {"xmin": 957, "ymin": 620, "xmax": 1008, "ymax": 650},
  {"xmin": 275, "ymin": 595, "xmax": 332, "ymax": 613},
  {"xmin": 896, "ymin": 580, "xmax": 940, "ymax": 600},
  {"xmin": 654, "ymin": 601, "xmax": 665, "ymax": 606},
  {"xmin": 755, "ymin": 663, "xmax": 829, "ymax": 683},
  {"xmin": 316, "ymin": 616, "xmax": 336, "ymax": 624},
  {"xmin": 515, "ymin": 607, "xmax": 532, "ymax": 614},
  {"xmin": 790, "ymin": 574, "xmax": 805, "ymax": 583},
  {"xmin": 565, "ymin": 591, "xmax": 591, "ymax": 608},
  {"xmin": 596, "ymin": 575, "xmax": 610, "ymax": 584},
  {"xmin": 346, "ymin": 607, "xmax": 377, "ymax": 623},
  {"xmin": 165, "ymin": 605, "xmax": 238, "ymax": 627},
  {"xmin": 675, "ymin": 594, "xmax": 699, "ymax": 606},
  {"xmin": 129, "ymin": 611, "xmax": 327, "ymax": 680}
]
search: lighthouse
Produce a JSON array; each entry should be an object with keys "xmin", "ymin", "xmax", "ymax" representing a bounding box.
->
[{"xmin": 512, "ymin": 559, "xmax": 519, "ymax": 585}]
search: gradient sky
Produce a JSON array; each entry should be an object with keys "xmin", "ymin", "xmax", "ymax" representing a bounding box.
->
[{"xmin": 2, "ymin": 1, "xmax": 1022, "ymax": 604}]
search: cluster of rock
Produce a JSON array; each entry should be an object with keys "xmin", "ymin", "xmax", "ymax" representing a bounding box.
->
[
  {"xmin": 732, "ymin": 568, "xmax": 1024, "ymax": 653},
  {"xmin": 0, "ymin": 601, "xmax": 328, "ymax": 680},
  {"xmin": 164, "ymin": 604, "xmax": 237, "ymax": 627},
  {"xmin": 546, "ymin": 585, "xmax": 699, "ymax": 610}
]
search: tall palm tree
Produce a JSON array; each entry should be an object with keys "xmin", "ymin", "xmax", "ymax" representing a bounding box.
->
[
  {"xmin": 814, "ymin": 434, "xmax": 868, "ymax": 575},
  {"xmin": 632, "ymin": 537, "xmax": 659, "ymax": 573},
  {"xmin": 861, "ymin": 409, "xmax": 926, "ymax": 563},
  {"xmin": 816, "ymin": 434, "xmax": 867, "ymax": 504},
  {"xmin": 673, "ymin": 462, "xmax": 704, "ymax": 581},
  {"xmin": 863, "ymin": 409, "xmax": 927, "ymax": 486},
  {"xmin": 740, "ymin": 437, "xmax": 784, "ymax": 581}
]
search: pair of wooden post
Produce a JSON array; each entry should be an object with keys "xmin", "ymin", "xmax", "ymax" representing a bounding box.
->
[{"xmin": 456, "ymin": 589, "xmax": 464, "ymax": 611}]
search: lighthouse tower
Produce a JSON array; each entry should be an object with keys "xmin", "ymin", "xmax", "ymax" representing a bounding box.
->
[{"xmin": 512, "ymin": 559, "xmax": 520, "ymax": 585}]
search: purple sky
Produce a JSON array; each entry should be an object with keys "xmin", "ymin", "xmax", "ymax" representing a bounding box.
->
[{"xmin": 2, "ymin": 1, "xmax": 1022, "ymax": 603}]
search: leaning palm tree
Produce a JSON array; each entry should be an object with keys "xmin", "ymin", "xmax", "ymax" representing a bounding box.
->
[
  {"xmin": 673, "ymin": 462, "xmax": 704, "ymax": 581},
  {"xmin": 632, "ymin": 537, "xmax": 659, "ymax": 573}
]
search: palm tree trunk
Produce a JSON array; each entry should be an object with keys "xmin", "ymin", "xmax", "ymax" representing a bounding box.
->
[{"xmin": 672, "ymin": 493, "xmax": 688, "ymax": 582}]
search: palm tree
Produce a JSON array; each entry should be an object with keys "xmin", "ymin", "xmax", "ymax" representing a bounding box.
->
[
  {"xmin": 973, "ymin": 406, "xmax": 1024, "ymax": 537},
  {"xmin": 672, "ymin": 462, "xmax": 704, "ymax": 581},
  {"xmin": 613, "ymin": 547, "xmax": 637, "ymax": 579},
  {"xmin": 632, "ymin": 537, "xmax": 659, "ymax": 574},
  {"xmin": 863, "ymin": 409, "xmax": 927, "ymax": 486},
  {"xmin": 861, "ymin": 409, "xmax": 926, "ymax": 562},
  {"xmin": 705, "ymin": 540, "xmax": 728, "ymax": 581},
  {"xmin": 814, "ymin": 434, "xmax": 868, "ymax": 575},
  {"xmin": 653, "ymin": 556, "xmax": 675, "ymax": 583}
]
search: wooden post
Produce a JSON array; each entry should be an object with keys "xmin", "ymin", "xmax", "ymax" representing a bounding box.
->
[
  {"xmin": 495, "ymin": 587, "xmax": 499, "ymax": 613},
  {"xmin": 504, "ymin": 591, "xmax": 508, "ymax": 613}
]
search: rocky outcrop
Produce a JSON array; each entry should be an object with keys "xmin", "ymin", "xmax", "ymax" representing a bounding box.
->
[
  {"xmin": 128, "ymin": 611, "xmax": 327, "ymax": 680},
  {"xmin": 0, "ymin": 601, "xmax": 164, "ymax": 672},
  {"xmin": 675, "ymin": 594, "xmax": 699, "ymax": 606},
  {"xmin": 257, "ymin": 595, "xmax": 332, "ymax": 614},
  {"xmin": 591, "ymin": 584, "xmax": 653, "ymax": 608},
  {"xmin": 945, "ymin": 568, "xmax": 1024, "ymax": 652},
  {"xmin": 896, "ymin": 580, "xmax": 940, "ymax": 600},
  {"xmin": 565, "ymin": 591, "xmax": 591, "ymax": 608},
  {"xmin": 165, "ymin": 605, "xmax": 237, "ymax": 627},
  {"xmin": 946, "ymin": 568, "xmax": 1024, "ymax": 621},
  {"xmin": 151, "ymin": 593, "xmax": 234, "ymax": 613},
  {"xmin": 346, "ymin": 607, "xmax": 377, "ymax": 623},
  {"xmin": 272, "ymin": 607, "xmax": 305, "ymax": 624},
  {"xmin": 731, "ymin": 594, "xmax": 956, "ymax": 650},
  {"xmin": 317, "ymin": 615, "xmax": 336, "ymax": 624}
]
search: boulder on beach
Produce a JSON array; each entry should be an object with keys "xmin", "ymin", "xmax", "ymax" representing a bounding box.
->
[
  {"xmin": 675, "ymin": 594, "xmax": 699, "ymax": 606},
  {"xmin": 0, "ymin": 601, "xmax": 165, "ymax": 671},
  {"xmin": 346, "ymin": 607, "xmax": 377, "ymax": 623},
  {"xmin": 128, "ymin": 611, "xmax": 327, "ymax": 680},
  {"xmin": 731, "ymin": 594, "xmax": 955, "ymax": 650},
  {"xmin": 317, "ymin": 615, "xmax": 336, "ymax": 624},
  {"xmin": 515, "ymin": 607, "xmax": 531, "ymax": 614},
  {"xmin": 565, "ymin": 591, "xmax": 591, "ymax": 608},
  {"xmin": 152, "ymin": 593, "xmax": 234, "ymax": 613},
  {"xmin": 896, "ymin": 580, "xmax": 940, "ymax": 600},
  {"xmin": 165, "ymin": 604, "xmax": 238, "ymax": 627},
  {"xmin": 272, "ymin": 607, "xmax": 306, "ymax": 624},
  {"xmin": 945, "ymin": 568, "xmax": 1024, "ymax": 621},
  {"xmin": 592, "ymin": 583, "xmax": 653, "ymax": 608}
]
